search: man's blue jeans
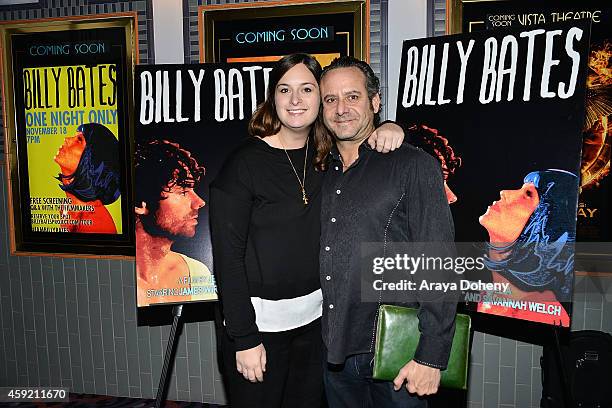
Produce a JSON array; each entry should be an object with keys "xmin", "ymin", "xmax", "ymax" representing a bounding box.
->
[{"xmin": 323, "ymin": 353, "xmax": 428, "ymax": 408}]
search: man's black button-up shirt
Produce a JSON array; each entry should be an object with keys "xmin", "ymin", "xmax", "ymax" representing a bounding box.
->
[{"xmin": 320, "ymin": 142, "xmax": 456, "ymax": 368}]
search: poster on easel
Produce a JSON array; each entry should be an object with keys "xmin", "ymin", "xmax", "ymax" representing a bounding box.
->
[
  {"xmin": 449, "ymin": 0, "xmax": 612, "ymax": 250},
  {"xmin": 134, "ymin": 63, "xmax": 271, "ymax": 307},
  {"xmin": 395, "ymin": 21, "xmax": 590, "ymax": 327}
]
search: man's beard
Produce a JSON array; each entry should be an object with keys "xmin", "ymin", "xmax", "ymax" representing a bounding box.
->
[
  {"xmin": 332, "ymin": 125, "xmax": 374, "ymax": 144},
  {"xmin": 333, "ymin": 128, "xmax": 363, "ymax": 142},
  {"xmin": 139, "ymin": 212, "xmax": 195, "ymax": 241},
  {"xmin": 328, "ymin": 111, "xmax": 375, "ymax": 143}
]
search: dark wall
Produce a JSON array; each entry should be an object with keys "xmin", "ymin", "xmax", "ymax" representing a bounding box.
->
[{"xmin": 0, "ymin": 1, "xmax": 610, "ymax": 407}]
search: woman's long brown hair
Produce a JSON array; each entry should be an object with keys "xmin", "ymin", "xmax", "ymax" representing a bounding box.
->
[{"xmin": 248, "ymin": 53, "xmax": 332, "ymax": 171}]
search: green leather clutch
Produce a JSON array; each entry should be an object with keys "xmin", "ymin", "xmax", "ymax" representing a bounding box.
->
[{"xmin": 372, "ymin": 305, "xmax": 471, "ymax": 390}]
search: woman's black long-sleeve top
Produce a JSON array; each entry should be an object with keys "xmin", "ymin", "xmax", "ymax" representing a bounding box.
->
[{"xmin": 209, "ymin": 137, "xmax": 323, "ymax": 351}]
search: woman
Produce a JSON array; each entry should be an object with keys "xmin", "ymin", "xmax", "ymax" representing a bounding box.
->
[
  {"xmin": 209, "ymin": 53, "xmax": 403, "ymax": 408},
  {"xmin": 478, "ymin": 169, "xmax": 578, "ymax": 326},
  {"xmin": 54, "ymin": 122, "xmax": 120, "ymax": 233}
]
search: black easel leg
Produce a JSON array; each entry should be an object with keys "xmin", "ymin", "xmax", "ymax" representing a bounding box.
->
[
  {"xmin": 552, "ymin": 326, "xmax": 572, "ymax": 408},
  {"xmin": 155, "ymin": 305, "xmax": 184, "ymax": 408}
]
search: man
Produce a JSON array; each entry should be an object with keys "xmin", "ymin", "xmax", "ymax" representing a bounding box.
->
[
  {"xmin": 319, "ymin": 56, "xmax": 457, "ymax": 407},
  {"xmin": 135, "ymin": 139, "xmax": 216, "ymax": 307}
]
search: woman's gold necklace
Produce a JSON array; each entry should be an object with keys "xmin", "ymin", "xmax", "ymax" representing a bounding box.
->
[{"xmin": 279, "ymin": 136, "xmax": 309, "ymax": 205}]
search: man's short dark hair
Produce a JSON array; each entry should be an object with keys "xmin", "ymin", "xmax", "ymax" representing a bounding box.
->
[
  {"xmin": 134, "ymin": 139, "xmax": 205, "ymax": 215},
  {"xmin": 321, "ymin": 56, "xmax": 381, "ymax": 125}
]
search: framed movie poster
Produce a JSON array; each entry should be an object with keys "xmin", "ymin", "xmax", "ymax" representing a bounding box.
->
[
  {"xmin": 199, "ymin": 0, "xmax": 368, "ymax": 66},
  {"xmin": 448, "ymin": 0, "xmax": 612, "ymax": 260},
  {"xmin": 0, "ymin": 15, "xmax": 136, "ymax": 257}
]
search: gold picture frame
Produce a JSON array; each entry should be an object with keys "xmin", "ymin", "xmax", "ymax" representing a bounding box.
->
[
  {"xmin": 199, "ymin": 0, "xmax": 369, "ymax": 64},
  {"xmin": 0, "ymin": 14, "xmax": 137, "ymax": 258},
  {"xmin": 447, "ymin": 0, "xmax": 492, "ymax": 34}
]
